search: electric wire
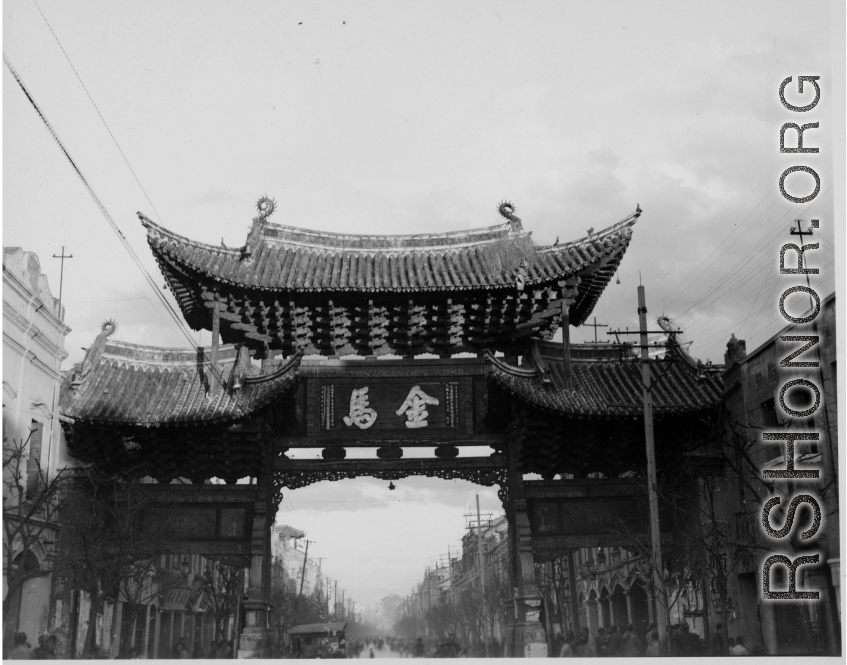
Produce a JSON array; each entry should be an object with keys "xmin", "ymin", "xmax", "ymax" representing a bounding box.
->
[
  {"xmin": 3, "ymin": 53, "xmax": 228, "ymax": 387},
  {"xmin": 656, "ymin": 189, "xmax": 782, "ymax": 312},
  {"xmin": 682, "ymin": 199, "xmax": 834, "ymax": 344},
  {"xmin": 33, "ymin": 0, "xmax": 166, "ymax": 225},
  {"xmin": 657, "ymin": 166, "xmax": 834, "ymax": 317},
  {"xmin": 672, "ymin": 193, "xmax": 833, "ymax": 331}
]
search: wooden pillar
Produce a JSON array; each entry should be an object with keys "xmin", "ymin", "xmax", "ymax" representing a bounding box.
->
[
  {"xmin": 210, "ymin": 303, "xmax": 221, "ymax": 394},
  {"xmin": 237, "ymin": 433, "xmax": 274, "ymax": 658},
  {"xmin": 504, "ymin": 419, "xmax": 548, "ymax": 657}
]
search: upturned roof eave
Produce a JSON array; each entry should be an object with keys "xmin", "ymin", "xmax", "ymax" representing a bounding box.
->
[
  {"xmin": 62, "ymin": 344, "xmax": 303, "ymax": 428},
  {"xmin": 144, "ymin": 212, "xmax": 636, "ymax": 294}
]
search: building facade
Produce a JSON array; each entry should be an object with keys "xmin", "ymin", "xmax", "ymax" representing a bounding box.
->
[
  {"xmin": 721, "ymin": 292, "xmax": 839, "ymax": 655},
  {"xmin": 2, "ymin": 247, "xmax": 70, "ymax": 650}
]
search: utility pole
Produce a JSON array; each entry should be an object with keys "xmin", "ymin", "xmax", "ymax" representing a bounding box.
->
[
  {"xmin": 638, "ymin": 285, "xmax": 668, "ymax": 650},
  {"xmin": 315, "ymin": 558, "xmax": 324, "ymax": 600},
  {"xmin": 334, "ymin": 580, "xmax": 338, "ymax": 618},
  {"xmin": 299, "ymin": 539, "xmax": 311, "ymax": 596},
  {"xmin": 476, "ymin": 494, "xmax": 490, "ymax": 658},
  {"xmin": 51, "ymin": 246, "xmax": 73, "ymax": 321}
]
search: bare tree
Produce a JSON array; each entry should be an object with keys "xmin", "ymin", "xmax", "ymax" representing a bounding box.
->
[
  {"xmin": 59, "ymin": 467, "xmax": 187, "ymax": 657},
  {"xmin": 3, "ymin": 435, "xmax": 69, "ymax": 636},
  {"xmin": 201, "ymin": 562, "xmax": 244, "ymax": 642}
]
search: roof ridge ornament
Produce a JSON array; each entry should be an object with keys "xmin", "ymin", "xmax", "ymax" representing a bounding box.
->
[
  {"xmin": 255, "ymin": 196, "xmax": 276, "ymax": 221},
  {"xmin": 75, "ymin": 318, "xmax": 118, "ymax": 387},
  {"xmin": 243, "ymin": 196, "xmax": 276, "ymax": 262},
  {"xmin": 498, "ymin": 201, "xmax": 523, "ymax": 233}
]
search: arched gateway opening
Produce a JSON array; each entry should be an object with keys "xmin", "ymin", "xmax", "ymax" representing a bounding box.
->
[{"xmin": 60, "ymin": 200, "xmax": 722, "ymax": 657}]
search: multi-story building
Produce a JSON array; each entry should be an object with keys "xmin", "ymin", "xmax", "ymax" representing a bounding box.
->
[
  {"xmin": 3, "ymin": 247, "xmax": 70, "ymax": 649},
  {"xmin": 271, "ymin": 525, "xmax": 321, "ymax": 597},
  {"xmin": 721, "ymin": 292, "xmax": 839, "ymax": 655}
]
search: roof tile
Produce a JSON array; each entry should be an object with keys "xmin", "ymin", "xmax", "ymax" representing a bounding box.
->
[
  {"xmin": 486, "ymin": 347, "xmax": 723, "ymax": 418},
  {"xmin": 63, "ymin": 341, "xmax": 300, "ymax": 426}
]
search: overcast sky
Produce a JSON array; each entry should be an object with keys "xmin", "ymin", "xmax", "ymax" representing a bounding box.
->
[{"xmin": 3, "ymin": 0, "xmax": 842, "ymax": 607}]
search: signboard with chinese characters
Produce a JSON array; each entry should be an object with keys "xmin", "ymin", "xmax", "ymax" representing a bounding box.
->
[
  {"xmin": 322, "ymin": 382, "xmax": 456, "ymax": 432},
  {"xmin": 525, "ymin": 478, "xmax": 672, "ymax": 559},
  {"xmin": 284, "ymin": 358, "xmax": 503, "ymax": 447}
]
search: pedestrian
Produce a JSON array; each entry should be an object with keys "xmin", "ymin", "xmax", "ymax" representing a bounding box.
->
[
  {"xmin": 711, "ymin": 623, "xmax": 725, "ymax": 656},
  {"xmin": 369, "ymin": 647, "xmax": 375, "ymax": 658},
  {"xmin": 729, "ymin": 636, "xmax": 748, "ymax": 656},
  {"xmin": 593, "ymin": 627, "xmax": 606, "ymax": 657},
  {"xmin": 438, "ymin": 633, "xmax": 461, "ymax": 658},
  {"xmin": 558, "ymin": 634, "xmax": 575, "ymax": 657},
  {"xmin": 573, "ymin": 628, "xmax": 595, "ymax": 658},
  {"xmin": 32, "ymin": 635, "xmax": 57, "ymax": 660},
  {"xmin": 606, "ymin": 626, "xmax": 622, "ymax": 657},
  {"xmin": 8, "ymin": 632, "xmax": 34, "ymax": 660},
  {"xmin": 173, "ymin": 639, "xmax": 189, "ymax": 658},
  {"xmin": 621, "ymin": 625, "xmax": 640, "ymax": 657},
  {"xmin": 552, "ymin": 632, "xmax": 566, "ymax": 658},
  {"xmin": 645, "ymin": 629, "xmax": 661, "ymax": 657},
  {"xmin": 413, "ymin": 637, "xmax": 425, "ymax": 658}
]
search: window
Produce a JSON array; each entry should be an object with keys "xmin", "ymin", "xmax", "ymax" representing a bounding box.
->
[{"xmin": 26, "ymin": 421, "xmax": 44, "ymax": 497}]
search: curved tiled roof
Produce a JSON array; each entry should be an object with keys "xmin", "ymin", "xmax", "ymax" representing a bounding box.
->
[
  {"xmin": 485, "ymin": 345, "xmax": 723, "ymax": 418},
  {"xmin": 140, "ymin": 210, "xmax": 638, "ymax": 294},
  {"xmin": 62, "ymin": 339, "xmax": 301, "ymax": 427}
]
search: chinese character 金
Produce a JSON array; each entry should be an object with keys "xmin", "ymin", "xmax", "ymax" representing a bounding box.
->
[
  {"xmin": 396, "ymin": 385, "xmax": 439, "ymax": 429},
  {"xmin": 343, "ymin": 387, "xmax": 377, "ymax": 429}
]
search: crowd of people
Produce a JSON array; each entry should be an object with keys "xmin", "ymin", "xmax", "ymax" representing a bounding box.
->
[
  {"xmin": 6, "ymin": 633, "xmax": 57, "ymax": 660},
  {"xmin": 553, "ymin": 622, "xmax": 753, "ymax": 657},
  {"xmin": 5, "ymin": 631, "xmax": 238, "ymax": 660}
]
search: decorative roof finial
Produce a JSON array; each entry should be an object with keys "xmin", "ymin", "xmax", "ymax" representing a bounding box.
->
[
  {"xmin": 498, "ymin": 201, "xmax": 523, "ymax": 232},
  {"xmin": 78, "ymin": 319, "xmax": 118, "ymax": 383},
  {"xmin": 256, "ymin": 196, "xmax": 276, "ymax": 221}
]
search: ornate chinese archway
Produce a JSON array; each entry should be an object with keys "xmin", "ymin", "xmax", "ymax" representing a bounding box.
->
[{"xmin": 60, "ymin": 200, "xmax": 721, "ymax": 658}]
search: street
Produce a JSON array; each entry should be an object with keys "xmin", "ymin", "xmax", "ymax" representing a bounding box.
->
[{"xmin": 356, "ymin": 646, "xmax": 402, "ymax": 659}]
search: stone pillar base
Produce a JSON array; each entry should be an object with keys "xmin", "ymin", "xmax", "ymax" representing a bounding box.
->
[
  {"xmin": 505, "ymin": 596, "xmax": 548, "ymax": 658},
  {"xmin": 237, "ymin": 600, "xmax": 271, "ymax": 659}
]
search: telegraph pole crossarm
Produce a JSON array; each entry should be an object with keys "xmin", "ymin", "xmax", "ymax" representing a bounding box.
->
[
  {"xmin": 584, "ymin": 316, "xmax": 609, "ymax": 344},
  {"xmin": 52, "ymin": 246, "xmax": 73, "ymax": 320}
]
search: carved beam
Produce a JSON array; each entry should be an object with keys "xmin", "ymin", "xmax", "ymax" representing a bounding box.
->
[{"xmin": 274, "ymin": 455, "xmax": 507, "ymax": 502}]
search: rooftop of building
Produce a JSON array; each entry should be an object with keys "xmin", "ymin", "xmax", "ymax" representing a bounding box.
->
[
  {"xmin": 141, "ymin": 200, "xmax": 641, "ymax": 329},
  {"xmin": 487, "ymin": 339, "xmax": 724, "ymax": 418},
  {"xmin": 60, "ymin": 322, "xmax": 301, "ymax": 427}
]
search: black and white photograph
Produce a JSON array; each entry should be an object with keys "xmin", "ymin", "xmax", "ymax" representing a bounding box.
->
[{"xmin": 3, "ymin": 1, "xmax": 844, "ymax": 659}]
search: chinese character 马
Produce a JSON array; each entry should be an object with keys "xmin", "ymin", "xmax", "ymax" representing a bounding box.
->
[
  {"xmin": 343, "ymin": 387, "xmax": 377, "ymax": 429},
  {"xmin": 396, "ymin": 385, "xmax": 439, "ymax": 429}
]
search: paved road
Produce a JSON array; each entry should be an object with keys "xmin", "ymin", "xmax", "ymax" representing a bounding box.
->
[{"xmin": 355, "ymin": 647, "xmax": 403, "ymax": 658}]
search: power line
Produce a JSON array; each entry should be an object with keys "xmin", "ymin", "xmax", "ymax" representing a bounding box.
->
[
  {"xmin": 673, "ymin": 193, "xmax": 833, "ymax": 327},
  {"xmin": 33, "ymin": 0, "xmax": 166, "ymax": 225},
  {"xmin": 657, "ymin": 168, "xmax": 834, "ymax": 316},
  {"xmin": 3, "ymin": 53, "xmax": 227, "ymax": 389}
]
